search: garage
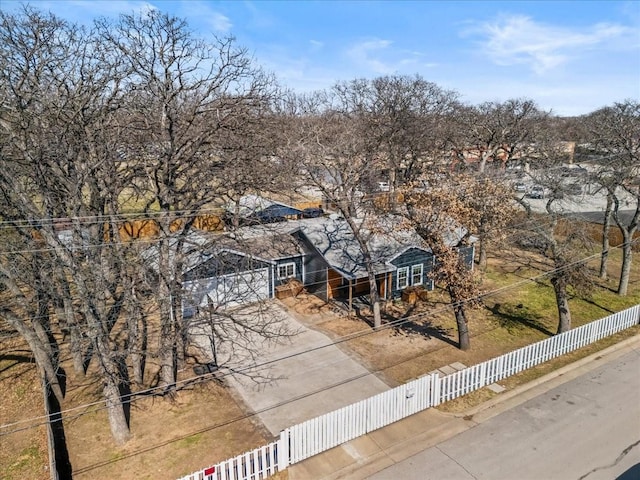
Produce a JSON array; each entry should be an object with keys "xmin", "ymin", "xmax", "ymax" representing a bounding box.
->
[{"xmin": 182, "ymin": 251, "xmax": 273, "ymax": 317}]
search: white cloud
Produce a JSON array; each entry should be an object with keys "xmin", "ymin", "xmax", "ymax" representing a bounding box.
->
[
  {"xmin": 208, "ymin": 11, "xmax": 232, "ymax": 32},
  {"xmin": 346, "ymin": 39, "xmax": 434, "ymax": 76},
  {"xmin": 346, "ymin": 39, "xmax": 396, "ymax": 74},
  {"xmin": 469, "ymin": 14, "xmax": 636, "ymax": 74},
  {"xmin": 177, "ymin": 1, "xmax": 232, "ymax": 33}
]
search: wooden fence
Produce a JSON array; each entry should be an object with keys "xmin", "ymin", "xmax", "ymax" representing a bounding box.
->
[{"xmin": 178, "ymin": 304, "xmax": 639, "ymax": 480}]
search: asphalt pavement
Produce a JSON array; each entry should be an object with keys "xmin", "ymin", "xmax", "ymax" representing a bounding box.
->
[
  {"xmin": 367, "ymin": 348, "xmax": 640, "ymax": 480},
  {"xmin": 288, "ymin": 335, "xmax": 640, "ymax": 480}
]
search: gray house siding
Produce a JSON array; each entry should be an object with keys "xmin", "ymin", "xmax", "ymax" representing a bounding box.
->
[
  {"xmin": 292, "ymin": 231, "xmax": 329, "ymax": 301},
  {"xmin": 458, "ymin": 245, "xmax": 475, "ymax": 270},
  {"xmin": 273, "ymin": 255, "xmax": 304, "ymax": 287},
  {"xmin": 390, "ymin": 247, "xmax": 435, "ymax": 298}
]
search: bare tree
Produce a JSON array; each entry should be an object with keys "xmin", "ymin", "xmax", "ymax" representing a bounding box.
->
[
  {"xmin": 98, "ymin": 10, "xmax": 279, "ymax": 389},
  {"xmin": 333, "ymin": 75, "xmax": 458, "ymax": 194},
  {"xmin": 467, "ymin": 176, "xmax": 518, "ymax": 269},
  {"xmin": 584, "ymin": 101, "xmax": 640, "ymax": 295},
  {"xmin": 515, "ymin": 129, "xmax": 597, "ymax": 333},
  {"xmin": 0, "ymin": 233, "xmax": 73, "ymax": 479},
  {"xmin": 452, "ymin": 99, "xmax": 548, "ymax": 173},
  {"xmin": 280, "ymin": 91, "xmax": 386, "ymax": 326},
  {"xmin": 513, "ymin": 201, "xmax": 595, "ymax": 334},
  {"xmin": 0, "ymin": 6, "xmax": 137, "ymax": 448}
]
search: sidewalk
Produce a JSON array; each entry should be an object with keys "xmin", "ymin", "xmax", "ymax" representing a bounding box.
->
[{"xmin": 288, "ymin": 334, "xmax": 640, "ymax": 480}]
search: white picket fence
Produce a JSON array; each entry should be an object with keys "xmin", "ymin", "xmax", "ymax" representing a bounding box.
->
[
  {"xmin": 179, "ymin": 304, "xmax": 640, "ymax": 480},
  {"xmin": 177, "ymin": 441, "xmax": 281, "ymax": 480}
]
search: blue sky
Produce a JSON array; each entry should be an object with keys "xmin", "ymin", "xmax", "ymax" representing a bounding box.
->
[{"xmin": 3, "ymin": 0, "xmax": 639, "ymax": 116}]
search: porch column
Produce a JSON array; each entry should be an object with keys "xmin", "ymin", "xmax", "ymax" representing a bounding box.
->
[{"xmin": 348, "ymin": 279, "xmax": 353, "ymax": 315}]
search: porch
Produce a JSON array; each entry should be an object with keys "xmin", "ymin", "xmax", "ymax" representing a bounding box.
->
[{"xmin": 326, "ymin": 268, "xmax": 393, "ymax": 314}]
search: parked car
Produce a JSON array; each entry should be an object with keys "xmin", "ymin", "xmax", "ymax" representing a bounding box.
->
[
  {"xmin": 528, "ymin": 185, "xmax": 545, "ymax": 199},
  {"xmin": 378, "ymin": 181, "xmax": 390, "ymax": 192},
  {"xmin": 301, "ymin": 207, "xmax": 324, "ymax": 218},
  {"xmin": 514, "ymin": 182, "xmax": 527, "ymax": 192}
]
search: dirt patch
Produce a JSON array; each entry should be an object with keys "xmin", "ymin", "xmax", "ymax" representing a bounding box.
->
[
  {"xmin": 0, "ymin": 334, "xmax": 271, "ymax": 480},
  {"xmin": 68, "ymin": 380, "xmax": 268, "ymax": 480},
  {"xmin": 0, "ymin": 336, "xmax": 48, "ymax": 480}
]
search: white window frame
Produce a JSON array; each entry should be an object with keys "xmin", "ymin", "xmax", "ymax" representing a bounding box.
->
[
  {"xmin": 277, "ymin": 262, "xmax": 296, "ymax": 280},
  {"xmin": 411, "ymin": 264, "xmax": 423, "ymax": 286},
  {"xmin": 397, "ymin": 266, "xmax": 409, "ymax": 290}
]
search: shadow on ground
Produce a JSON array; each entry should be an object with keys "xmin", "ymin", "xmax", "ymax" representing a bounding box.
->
[{"xmin": 489, "ymin": 303, "xmax": 555, "ymax": 337}]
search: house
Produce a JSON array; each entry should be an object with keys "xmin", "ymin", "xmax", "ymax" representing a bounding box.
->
[
  {"xmin": 147, "ymin": 215, "xmax": 474, "ymax": 318},
  {"xmin": 291, "ymin": 217, "xmax": 473, "ymax": 311},
  {"xmin": 180, "ymin": 231, "xmax": 305, "ymax": 317}
]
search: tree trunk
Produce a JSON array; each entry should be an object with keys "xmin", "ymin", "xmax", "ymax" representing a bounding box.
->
[
  {"xmin": 129, "ymin": 315, "xmax": 147, "ymax": 386},
  {"xmin": 453, "ymin": 304, "xmax": 470, "ymax": 351},
  {"xmin": 551, "ymin": 279, "xmax": 572, "ymax": 333},
  {"xmin": 342, "ymin": 215, "xmax": 383, "ymax": 328},
  {"xmin": 87, "ymin": 321, "xmax": 131, "ymax": 445},
  {"xmin": 103, "ymin": 380, "xmax": 131, "ymax": 445},
  {"xmin": 53, "ymin": 273, "xmax": 85, "ymax": 374},
  {"xmin": 158, "ymin": 306, "xmax": 177, "ymax": 390},
  {"xmin": 68, "ymin": 323, "xmax": 86, "ymax": 375},
  {"xmin": 366, "ymin": 271, "xmax": 382, "ymax": 328},
  {"xmin": 99, "ymin": 350, "xmax": 131, "ymax": 445},
  {"xmin": 617, "ymin": 235, "xmax": 632, "ymax": 296},
  {"xmin": 599, "ymin": 195, "xmax": 612, "ymax": 280},
  {"xmin": 157, "ymin": 235, "xmax": 177, "ymax": 390},
  {"xmin": 6, "ymin": 311, "xmax": 72, "ymax": 480},
  {"xmin": 371, "ymin": 286, "xmax": 382, "ymax": 328},
  {"xmin": 478, "ymin": 236, "xmax": 488, "ymax": 271},
  {"xmin": 41, "ymin": 370, "xmax": 73, "ymax": 480}
]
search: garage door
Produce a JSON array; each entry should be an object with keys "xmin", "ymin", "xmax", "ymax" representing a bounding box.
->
[
  {"xmin": 216, "ymin": 268, "xmax": 270, "ymax": 308},
  {"xmin": 183, "ymin": 268, "xmax": 270, "ymax": 316}
]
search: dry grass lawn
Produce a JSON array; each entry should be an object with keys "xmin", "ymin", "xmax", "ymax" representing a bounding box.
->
[{"xmin": 1, "ymin": 242, "xmax": 638, "ymax": 479}]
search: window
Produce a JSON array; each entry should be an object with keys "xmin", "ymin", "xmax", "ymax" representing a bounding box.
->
[
  {"xmin": 277, "ymin": 262, "xmax": 296, "ymax": 280},
  {"xmin": 397, "ymin": 267, "xmax": 409, "ymax": 290},
  {"xmin": 411, "ymin": 264, "xmax": 423, "ymax": 286}
]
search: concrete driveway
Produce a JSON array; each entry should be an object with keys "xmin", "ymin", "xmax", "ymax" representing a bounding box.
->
[{"xmin": 192, "ymin": 300, "xmax": 390, "ymax": 436}]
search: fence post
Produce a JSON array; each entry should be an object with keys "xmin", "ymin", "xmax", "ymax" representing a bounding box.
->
[
  {"xmin": 431, "ymin": 372, "xmax": 441, "ymax": 406},
  {"xmin": 278, "ymin": 429, "xmax": 290, "ymax": 471}
]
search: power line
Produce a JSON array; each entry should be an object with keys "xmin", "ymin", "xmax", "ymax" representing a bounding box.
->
[
  {"xmin": 0, "ymin": 214, "xmax": 630, "ymax": 359},
  {"xmin": 1, "ymin": 236, "xmax": 637, "ymax": 435},
  {"xmin": 0, "ymin": 213, "xmax": 566, "ymax": 330}
]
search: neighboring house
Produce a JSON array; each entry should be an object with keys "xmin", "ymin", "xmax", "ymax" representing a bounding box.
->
[{"xmin": 225, "ymin": 194, "xmax": 303, "ymax": 225}]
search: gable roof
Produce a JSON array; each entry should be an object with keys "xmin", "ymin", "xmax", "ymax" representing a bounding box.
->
[
  {"xmin": 144, "ymin": 214, "xmax": 472, "ymax": 281},
  {"xmin": 294, "ymin": 217, "xmax": 429, "ymax": 280},
  {"xmin": 227, "ymin": 194, "xmax": 302, "ymax": 218},
  {"xmin": 143, "ymin": 228, "xmax": 304, "ymax": 277},
  {"xmin": 183, "ymin": 250, "xmax": 272, "ymax": 282}
]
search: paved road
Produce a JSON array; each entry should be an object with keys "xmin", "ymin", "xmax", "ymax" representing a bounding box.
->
[
  {"xmin": 368, "ymin": 349, "xmax": 640, "ymax": 480},
  {"xmin": 571, "ymin": 210, "xmax": 636, "ymax": 226}
]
